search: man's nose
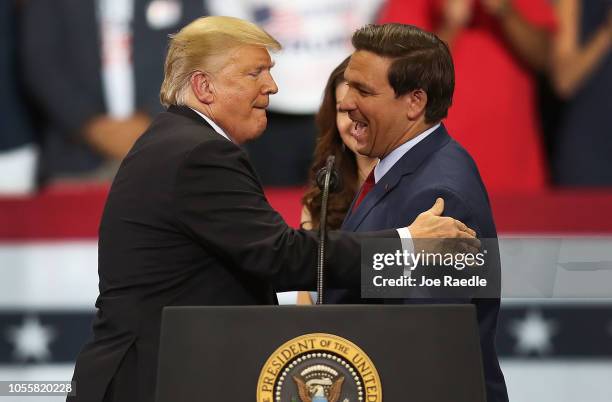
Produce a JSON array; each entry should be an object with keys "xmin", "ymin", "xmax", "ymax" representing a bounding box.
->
[
  {"xmin": 262, "ymin": 72, "xmax": 278, "ymax": 95},
  {"xmin": 338, "ymin": 90, "xmax": 356, "ymax": 113}
]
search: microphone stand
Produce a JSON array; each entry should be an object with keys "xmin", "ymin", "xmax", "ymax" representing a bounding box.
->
[{"xmin": 316, "ymin": 155, "xmax": 336, "ymax": 305}]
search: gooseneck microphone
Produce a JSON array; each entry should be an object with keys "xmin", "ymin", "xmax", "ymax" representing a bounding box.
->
[
  {"xmin": 315, "ymin": 157, "xmax": 342, "ymax": 194},
  {"xmin": 315, "ymin": 155, "xmax": 342, "ymax": 305}
]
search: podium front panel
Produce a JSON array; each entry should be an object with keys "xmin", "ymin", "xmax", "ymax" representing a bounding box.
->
[{"xmin": 156, "ymin": 305, "xmax": 485, "ymax": 402}]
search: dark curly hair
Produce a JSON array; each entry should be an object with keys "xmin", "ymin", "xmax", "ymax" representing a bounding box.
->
[{"xmin": 301, "ymin": 57, "xmax": 361, "ymax": 230}]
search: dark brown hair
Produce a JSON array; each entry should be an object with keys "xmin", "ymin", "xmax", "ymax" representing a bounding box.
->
[
  {"xmin": 301, "ymin": 57, "xmax": 360, "ymax": 230},
  {"xmin": 352, "ymin": 23, "xmax": 454, "ymax": 123}
]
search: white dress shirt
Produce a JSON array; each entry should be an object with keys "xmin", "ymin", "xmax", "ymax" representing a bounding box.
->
[
  {"xmin": 374, "ymin": 123, "xmax": 441, "ymax": 182},
  {"xmin": 189, "ymin": 107, "xmax": 235, "ymax": 143}
]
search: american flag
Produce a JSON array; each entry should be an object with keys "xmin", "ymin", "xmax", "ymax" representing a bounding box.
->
[
  {"xmin": 1, "ymin": 186, "xmax": 612, "ymax": 401},
  {"xmin": 253, "ymin": 5, "xmax": 304, "ymax": 43}
]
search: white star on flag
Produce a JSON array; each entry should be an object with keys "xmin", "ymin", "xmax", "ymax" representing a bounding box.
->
[
  {"xmin": 509, "ymin": 309, "xmax": 558, "ymax": 355},
  {"xmin": 5, "ymin": 315, "xmax": 57, "ymax": 362}
]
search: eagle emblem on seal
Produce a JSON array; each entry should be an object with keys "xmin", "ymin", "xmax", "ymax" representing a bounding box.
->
[{"xmin": 292, "ymin": 364, "xmax": 346, "ymax": 402}]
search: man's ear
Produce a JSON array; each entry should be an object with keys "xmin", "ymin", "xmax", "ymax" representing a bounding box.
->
[
  {"xmin": 404, "ymin": 89, "xmax": 428, "ymax": 121},
  {"xmin": 190, "ymin": 71, "xmax": 215, "ymax": 104}
]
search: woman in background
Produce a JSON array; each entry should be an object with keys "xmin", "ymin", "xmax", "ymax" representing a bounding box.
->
[
  {"xmin": 551, "ymin": 0, "xmax": 612, "ymax": 186},
  {"xmin": 301, "ymin": 57, "xmax": 378, "ymax": 231},
  {"xmin": 297, "ymin": 57, "xmax": 378, "ymax": 305}
]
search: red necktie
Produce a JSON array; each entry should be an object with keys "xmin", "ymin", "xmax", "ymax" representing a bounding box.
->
[{"xmin": 352, "ymin": 169, "xmax": 375, "ymax": 212}]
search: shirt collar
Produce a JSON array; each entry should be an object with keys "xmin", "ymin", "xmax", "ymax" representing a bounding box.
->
[
  {"xmin": 189, "ymin": 107, "xmax": 234, "ymax": 143},
  {"xmin": 373, "ymin": 123, "xmax": 441, "ymax": 183}
]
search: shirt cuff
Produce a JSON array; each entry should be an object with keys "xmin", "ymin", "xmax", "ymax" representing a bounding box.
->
[
  {"xmin": 396, "ymin": 227, "xmax": 413, "ymax": 247},
  {"xmin": 396, "ymin": 227, "xmax": 415, "ymax": 276}
]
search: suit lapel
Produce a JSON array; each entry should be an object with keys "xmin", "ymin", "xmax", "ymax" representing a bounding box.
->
[
  {"xmin": 342, "ymin": 125, "xmax": 451, "ymax": 231},
  {"xmin": 342, "ymin": 180, "xmax": 388, "ymax": 231}
]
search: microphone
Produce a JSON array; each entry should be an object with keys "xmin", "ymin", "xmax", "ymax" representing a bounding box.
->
[
  {"xmin": 315, "ymin": 155, "xmax": 340, "ymax": 305},
  {"xmin": 316, "ymin": 160, "xmax": 342, "ymax": 193}
]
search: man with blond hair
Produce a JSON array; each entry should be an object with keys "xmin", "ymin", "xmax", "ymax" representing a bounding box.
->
[{"xmin": 67, "ymin": 16, "xmax": 478, "ymax": 402}]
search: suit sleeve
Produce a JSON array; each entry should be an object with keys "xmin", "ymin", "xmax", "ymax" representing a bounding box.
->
[
  {"xmin": 173, "ymin": 139, "xmax": 398, "ymax": 292},
  {"xmin": 404, "ymin": 186, "xmax": 500, "ymax": 301},
  {"xmin": 400, "ymin": 186, "xmax": 481, "ymax": 237}
]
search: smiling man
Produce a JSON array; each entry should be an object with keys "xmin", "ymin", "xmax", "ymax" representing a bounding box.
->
[
  {"xmin": 66, "ymin": 17, "xmax": 480, "ymax": 402},
  {"xmin": 328, "ymin": 24, "xmax": 509, "ymax": 402}
]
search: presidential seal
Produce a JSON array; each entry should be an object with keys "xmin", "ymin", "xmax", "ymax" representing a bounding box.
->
[{"xmin": 257, "ymin": 333, "xmax": 382, "ymax": 402}]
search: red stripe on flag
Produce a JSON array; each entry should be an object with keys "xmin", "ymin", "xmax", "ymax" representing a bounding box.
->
[
  {"xmin": 0, "ymin": 183, "xmax": 109, "ymax": 241},
  {"xmin": 490, "ymin": 190, "xmax": 612, "ymax": 234},
  {"xmin": 1, "ymin": 184, "xmax": 612, "ymax": 240}
]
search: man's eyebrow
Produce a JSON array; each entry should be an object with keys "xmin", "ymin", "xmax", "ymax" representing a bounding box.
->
[{"xmin": 252, "ymin": 61, "xmax": 275, "ymax": 71}]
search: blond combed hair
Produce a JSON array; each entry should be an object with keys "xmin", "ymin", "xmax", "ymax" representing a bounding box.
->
[{"xmin": 160, "ymin": 16, "xmax": 282, "ymax": 108}]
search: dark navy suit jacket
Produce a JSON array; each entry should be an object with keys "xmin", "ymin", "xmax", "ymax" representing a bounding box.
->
[{"xmin": 328, "ymin": 124, "xmax": 509, "ymax": 402}]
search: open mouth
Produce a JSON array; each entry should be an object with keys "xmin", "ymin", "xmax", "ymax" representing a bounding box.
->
[{"xmin": 351, "ymin": 120, "xmax": 368, "ymax": 139}]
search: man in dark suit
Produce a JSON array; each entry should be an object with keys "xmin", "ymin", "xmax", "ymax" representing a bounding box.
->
[
  {"xmin": 67, "ymin": 17, "xmax": 479, "ymax": 402},
  {"xmin": 328, "ymin": 24, "xmax": 509, "ymax": 401}
]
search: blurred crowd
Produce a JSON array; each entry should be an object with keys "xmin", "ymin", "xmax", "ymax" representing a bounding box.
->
[{"xmin": 0, "ymin": 0, "xmax": 610, "ymax": 195}]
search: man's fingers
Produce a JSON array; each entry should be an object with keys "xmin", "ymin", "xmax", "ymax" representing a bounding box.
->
[
  {"xmin": 454, "ymin": 219, "xmax": 476, "ymax": 237},
  {"xmin": 455, "ymin": 231, "xmax": 481, "ymax": 249},
  {"xmin": 457, "ymin": 239, "xmax": 481, "ymax": 255},
  {"xmin": 466, "ymin": 245, "xmax": 481, "ymax": 255},
  {"xmin": 428, "ymin": 197, "xmax": 445, "ymax": 216}
]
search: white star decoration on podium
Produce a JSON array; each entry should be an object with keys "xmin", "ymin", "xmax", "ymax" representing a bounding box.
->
[
  {"xmin": 509, "ymin": 309, "xmax": 558, "ymax": 355},
  {"xmin": 5, "ymin": 315, "xmax": 57, "ymax": 362}
]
